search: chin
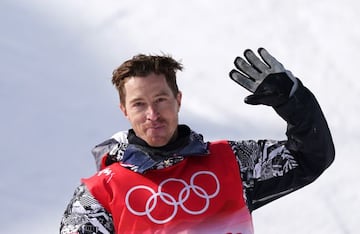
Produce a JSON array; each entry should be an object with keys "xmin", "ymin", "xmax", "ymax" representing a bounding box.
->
[
  {"xmin": 147, "ymin": 141, "xmax": 167, "ymax": 147},
  {"xmin": 146, "ymin": 137, "xmax": 169, "ymax": 147}
]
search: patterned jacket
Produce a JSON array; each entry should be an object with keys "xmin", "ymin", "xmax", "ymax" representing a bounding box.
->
[{"xmin": 60, "ymin": 83, "xmax": 335, "ymax": 234}]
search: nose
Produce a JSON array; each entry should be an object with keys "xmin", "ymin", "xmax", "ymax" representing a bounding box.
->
[{"xmin": 146, "ymin": 104, "xmax": 159, "ymax": 121}]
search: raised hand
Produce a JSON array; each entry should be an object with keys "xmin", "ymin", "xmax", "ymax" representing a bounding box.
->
[{"xmin": 229, "ymin": 48, "xmax": 298, "ymax": 106}]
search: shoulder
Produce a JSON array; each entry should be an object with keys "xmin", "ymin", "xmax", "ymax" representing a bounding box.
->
[
  {"xmin": 92, "ymin": 131, "xmax": 129, "ymax": 171},
  {"xmin": 111, "ymin": 131, "xmax": 129, "ymax": 143}
]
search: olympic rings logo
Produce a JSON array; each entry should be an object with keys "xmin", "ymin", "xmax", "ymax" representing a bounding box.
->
[{"xmin": 125, "ymin": 171, "xmax": 220, "ymax": 224}]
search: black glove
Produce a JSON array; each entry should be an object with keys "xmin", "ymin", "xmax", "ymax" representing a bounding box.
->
[{"xmin": 229, "ymin": 48, "xmax": 298, "ymax": 106}]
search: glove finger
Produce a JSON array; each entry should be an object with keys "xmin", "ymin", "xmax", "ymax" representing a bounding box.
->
[
  {"xmin": 229, "ymin": 70, "xmax": 257, "ymax": 92},
  {"xmin": 258, "ymin": 48, "xmax": 285, "ymax": 72},
  {"xmin": 234, "ymin": 56, "xmax": 261, "ymax": 80},
  {"xmin": 244, "ymin": 49, "xmax": 269, "ymax": 73}
]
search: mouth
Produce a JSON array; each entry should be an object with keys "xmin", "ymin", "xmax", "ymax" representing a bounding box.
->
[
  {"xmin": 147, "ymin": 125, "xmax": 164, "ymax": 130},
  {"xmin": 146, "ymin": 120, "xmax": 165, "ymax": 129}
]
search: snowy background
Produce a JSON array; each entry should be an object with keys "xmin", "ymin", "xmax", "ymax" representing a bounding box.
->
[{"xmin": 1, "ymin": 0, "xmax": 359, "ymax": 233}]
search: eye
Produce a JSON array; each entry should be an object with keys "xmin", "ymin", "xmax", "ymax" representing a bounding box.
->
[
  {"xmin": 155, "ymin": 97, "xmax": 166, "ymax": 103},
  {"xmin": 132, "ymin": 101, "xmax": 145, "ymax": 108},
  {"xmin": 155, "ymin": 95, "xmax": 171, "ymax": 104}
]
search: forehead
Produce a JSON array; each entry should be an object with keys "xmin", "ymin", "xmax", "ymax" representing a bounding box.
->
[{"xmin": 124, "ymin": 73, "xmax": 173, "ymax": 100}]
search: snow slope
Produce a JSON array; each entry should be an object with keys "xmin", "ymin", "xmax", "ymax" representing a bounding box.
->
[{"xmin": 0, "ymin": 0, "xmax": 359, "ymax": 233}]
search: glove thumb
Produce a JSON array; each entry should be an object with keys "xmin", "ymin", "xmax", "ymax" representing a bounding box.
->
[{"xmin": 244, "ymin": 93, "xmax": 289, "ymax": 106}]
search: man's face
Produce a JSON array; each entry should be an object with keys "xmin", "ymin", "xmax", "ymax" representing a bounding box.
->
[{"xmin": 120, "ymin": 73, "xmax": 182, "ymax": 147}]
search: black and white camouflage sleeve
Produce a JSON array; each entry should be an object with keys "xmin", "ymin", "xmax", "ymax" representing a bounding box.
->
[
  {"xmin": 229, "ymin": 83, "xmax": 335, "ymax": 212},
  {"xmin": 60, "ymin": 184, "xmax": 114, "ymax": 234},
  {"xmin": 230, "ymin": 139, "xmax": 299, "ymax": 211}
]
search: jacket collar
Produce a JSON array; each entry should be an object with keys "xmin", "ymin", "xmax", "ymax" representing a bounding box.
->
[
  {"xmin": 122, "ymin": 125, "xmax": 209, "ymax": 173},
  {"xmin": 92, "ymin": 125, "xmax": 209, "ymax": 173}
]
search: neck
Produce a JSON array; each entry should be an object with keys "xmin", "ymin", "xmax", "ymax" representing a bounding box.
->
[{"xmin": 127, "ymin": 125, "xmax": 191, "ymax": 152}]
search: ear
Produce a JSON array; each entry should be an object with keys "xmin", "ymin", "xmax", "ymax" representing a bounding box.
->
[
  {"xmin": 120, "ymin": 104, "xmax": 128, "ymax": 118},
  {"xmin": 176, "ymin": 91, "xmax": 182, "ymax": 111}
]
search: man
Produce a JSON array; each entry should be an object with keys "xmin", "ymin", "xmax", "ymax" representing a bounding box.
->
[{"xmin": 60, "ymin": 48, "xmax": 335, "ymax": 234}]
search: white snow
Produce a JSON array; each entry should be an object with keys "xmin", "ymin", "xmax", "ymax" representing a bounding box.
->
[{"xmin": 0, "ymin": 0, "xmax": 358, "ymax": 233}]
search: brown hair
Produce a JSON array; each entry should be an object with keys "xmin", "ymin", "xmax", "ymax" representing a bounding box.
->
[{"xmin": 112, "ymin": 54, "xmax": 183, "ymax": 105}]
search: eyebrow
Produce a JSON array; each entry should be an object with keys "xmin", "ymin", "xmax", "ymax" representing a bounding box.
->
[
  {"xmin": 128, "ymin": 97, "xmax": 144, "ymax": 104},
  {"xmin": 128, "ymin": 90, "xmax": 172, "ymax": 104},
  {"xmin": 154, "ymin": 90, "xmax": 172, "ymax": 97}
]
